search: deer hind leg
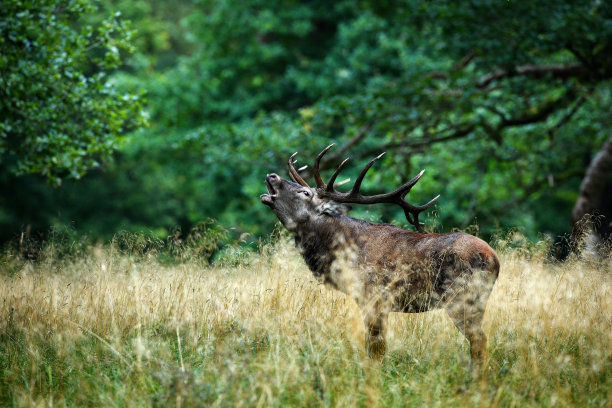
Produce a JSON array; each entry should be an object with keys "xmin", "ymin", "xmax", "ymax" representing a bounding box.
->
[
  {"xmin": 446, "ymin": 304, "xmax": 487, "ymax": 366},
  {"xmin": 444, "ymin": 270, "xmax": 494, "ymax": 369}
]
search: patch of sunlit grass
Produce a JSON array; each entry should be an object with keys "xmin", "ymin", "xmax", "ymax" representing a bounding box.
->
[{"xmin": 0, "ymin": 233, "xmax": 610, "ymax": 407}]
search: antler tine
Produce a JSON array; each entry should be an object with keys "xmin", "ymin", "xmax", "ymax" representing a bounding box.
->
[
  {"xmin": 399, "ymin": 194, "xmax": 440, "ymax": 233},
  {"xmin": 314, "ymin": 150, "xmax": 438, "ymax": 232},
  {"xmin": 415, "ymin": 194, "xmax": 440, "ymax": 210},
  {"xmin": 288, "ymin": 164, "xmax": 298, "ymax": 183},
  {"xmin": 351, "ymin": 152, "xmax": 385, "ymax": 195},
  {"xmin": 314, "ymin": 144, "xmax": 335, "ymax": 188},
  {"xmin": 305, "ymin": 145, "xmax": 438, "ymax": 232},
  {"xmin": 393, "ymin": 169, "xmax": 425, "ymax": 199},
  {"xmin": 327, "ymin": 157, "xmax": 350, "ymax": 192},
  {"xmin": 288, "ymin": 152, "xmax": 310, "ymax": 187},
  {"xmin": 288, "ymin": 157, "xmax": 299, "ymax": 183}
]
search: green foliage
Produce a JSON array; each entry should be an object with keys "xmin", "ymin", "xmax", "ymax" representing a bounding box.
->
[
  {"xmin": 1, "ymin": 0, "xmax": 611, "ymax": 243},
  {"xmin": 0, "ymin": 0, "xmax": 146, "ymax": 185},
  {"xmin": 0, "ymin": 222, "xmax": 235, "ymax": 274}
]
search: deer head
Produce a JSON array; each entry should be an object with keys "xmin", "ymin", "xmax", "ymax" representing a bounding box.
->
[
  {"xmin": 260, "ymin": 144, "xmax": 439, "ymax": 232},
  {"xmin": 260, "ymin": 173, "xmax": 349, "ymax": 231}
]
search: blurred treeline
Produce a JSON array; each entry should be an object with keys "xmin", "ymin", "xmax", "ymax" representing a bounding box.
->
[{"xmin": 1, "ymin": 0, "xmax": 611, "ymax": 245}]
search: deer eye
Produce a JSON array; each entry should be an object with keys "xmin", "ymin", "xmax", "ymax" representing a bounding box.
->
[{"xmin": 300, "ymin": 190, "xmax": 310, "ymax": 197}]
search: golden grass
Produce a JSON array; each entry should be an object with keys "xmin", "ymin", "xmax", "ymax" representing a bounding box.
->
[{"xmin": 0, "ymin": 237, "xmax": 611, "ymax": 407}]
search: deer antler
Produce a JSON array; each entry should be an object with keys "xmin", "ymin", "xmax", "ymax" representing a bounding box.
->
[
  {"xmin": 288, "ymin": 152, "xmax": 311, "ymax": 187},
  {"xmin": 312, "ymin": 144, "xmax": 440, "ymax": 233}
]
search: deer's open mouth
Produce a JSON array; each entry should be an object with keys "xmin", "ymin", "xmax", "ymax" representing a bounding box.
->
[{"xmin": 260, "ymin": 179, "xmax": 277, "ymax": 206}]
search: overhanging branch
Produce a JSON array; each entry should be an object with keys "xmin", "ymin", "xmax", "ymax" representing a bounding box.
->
[
  {"xmin": 309, "ymin": 58, "xmax": 596, "ymax": 173},
  {"xmin": 477, "ymin": 64, "xmax": 591, "ymax": 89}
]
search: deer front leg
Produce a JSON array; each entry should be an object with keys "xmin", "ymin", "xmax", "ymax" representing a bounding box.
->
[{"xmin": 363, "ymin": 310, "xmax": 387, "ymax": 360}]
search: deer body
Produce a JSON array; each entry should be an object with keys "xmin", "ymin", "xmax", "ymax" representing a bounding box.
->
[{"xmin": 261, "ymin": 146, "xmax": 499, "ymax": 366}]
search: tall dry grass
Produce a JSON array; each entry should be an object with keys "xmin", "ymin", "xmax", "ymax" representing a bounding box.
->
[{"xmin": 0, "ymin": 234, "xmax": 611, "ymax": 407}]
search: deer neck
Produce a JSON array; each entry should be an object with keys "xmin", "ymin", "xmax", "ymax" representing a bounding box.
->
[{"xmin": 291, "ymin": 215, "xmax": 362, "ymax": 285}]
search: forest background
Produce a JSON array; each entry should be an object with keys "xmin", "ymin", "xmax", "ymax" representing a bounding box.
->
[{"xmin": 2, "ymin": 0, "xmax": 611, "ymax": 255}]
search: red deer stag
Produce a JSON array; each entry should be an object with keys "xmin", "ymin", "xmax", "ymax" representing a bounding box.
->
[{"xmin": 260, "ymin": 144, "xmax": 499, "ymax": 368}]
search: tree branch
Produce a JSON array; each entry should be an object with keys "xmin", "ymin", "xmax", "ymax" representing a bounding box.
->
[
  {"xmin": 477, "ymin": 64, "xmax": 592, "ymax": 89},
  {"xmin": 503, "ymin": 96, "xmax": 574, "ymax": 128},
  {"xmin": 547, "ymin": 94, "xmax": 588, "ymax": 139},
  {"xmin": 356, "ymin": 124, "xmax": 476, "ymax": 159},
  {"xmin": 452, "ymin": 51, "xmax": 475, "ymax": 71},
  {"xmin": 322, "ymin": 122, "xmax": 372, "ymax": 168}
]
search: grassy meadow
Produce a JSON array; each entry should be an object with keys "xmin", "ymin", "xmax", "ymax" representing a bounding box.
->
[{"xmin": 0, "ymin": 233, "xmax": 611, "ymax": 407}]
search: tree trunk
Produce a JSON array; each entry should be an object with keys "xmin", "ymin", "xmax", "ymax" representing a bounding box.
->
[{"xmin": 571, "ymin": 134, "xmax": 612, "ymax": 248}]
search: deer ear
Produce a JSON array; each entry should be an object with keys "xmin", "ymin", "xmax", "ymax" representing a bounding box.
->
[{"xmin": 317, "ymin": 200, "xmax": 351, "ymax": 216}]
